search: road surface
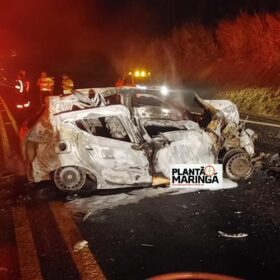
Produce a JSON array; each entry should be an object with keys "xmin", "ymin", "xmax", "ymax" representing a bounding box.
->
[
  {"xmin": 0, "ymin": 95, "xmax": 279, "ymax": 280},
  {"xmin": 240, "ymin": 112, "xmax": 280, "ymax": 129}
]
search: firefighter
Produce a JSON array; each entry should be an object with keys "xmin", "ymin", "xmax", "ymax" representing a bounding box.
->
[
  {"xmin": 15, "ymin": 70, "xmax": 31, "ymax": 110},
  {"xmin": 61, "ymin": 74, "xmax": 74, "ymax": 95},
  {"xmin": 115, "ymin": 77, "xmax": 124, "ymax": 87},
  {"xmin": 15, "ymin": 70, "xmax": 30, "ymax": 94},
  {"xmin": 37, "ymin": 72, "xmax": 54, "ymax": 105}
]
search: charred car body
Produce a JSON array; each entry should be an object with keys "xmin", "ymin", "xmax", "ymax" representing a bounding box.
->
[{"xmin": 21, "ymin": 87, "xmax": 257, "ymax": 194}]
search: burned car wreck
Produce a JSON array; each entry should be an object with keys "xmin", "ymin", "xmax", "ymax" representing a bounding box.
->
[{"xmin": 21, "ymin": 88, "xmax": 257, "ymax": 194}]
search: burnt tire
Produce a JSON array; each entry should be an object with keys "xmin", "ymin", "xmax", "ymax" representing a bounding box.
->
[
  {"xmin": 54, "ymin": 166, "xmax": 97, "ymax": 194},
  {"xmin": 78, "ymin": 176, "xmax": 98, "ymax": 196},
  {"xmin": 223, "ymin": 150, "xmax": 253, "ymax": 181}
]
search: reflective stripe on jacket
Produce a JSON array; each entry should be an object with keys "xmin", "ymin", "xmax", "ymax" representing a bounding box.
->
[
  {"xmin": 38, "ymin": 77, "xmax": 54, "ymax": 92},
  {"xmin": 62, "ymin": 78, "xmax": 74, "ymax": 92}
]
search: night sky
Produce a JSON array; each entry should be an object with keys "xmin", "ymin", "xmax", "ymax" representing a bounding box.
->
[{"xmin": 1, "ymin": 0, "xmax": 279, "ymax": 86}]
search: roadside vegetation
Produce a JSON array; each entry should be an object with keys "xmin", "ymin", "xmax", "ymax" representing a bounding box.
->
[
  {"xmin": 124, "ymin": 12, "xmax": 280, "ymax": 117},
  {"xmin": 142, "ymin": 12, "xmax": 280, "ymax": 87},
  {"xmin": 218, "ymin": 88, "xmax": 280, "ymax": 117}
]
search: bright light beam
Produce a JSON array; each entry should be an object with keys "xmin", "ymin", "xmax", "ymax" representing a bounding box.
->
[{"xmin": 160, "ymin": 85, "xmax": 169, "ymax": 96}]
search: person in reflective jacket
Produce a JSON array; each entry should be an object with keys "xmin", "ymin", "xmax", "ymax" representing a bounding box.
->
[
  {"xmin": 61, "ymin": 74, "xmax": 74, "ymax": 95},
  {"xmin": 37, "ymin": 72, "xmax": 54, "ymax": 105}
]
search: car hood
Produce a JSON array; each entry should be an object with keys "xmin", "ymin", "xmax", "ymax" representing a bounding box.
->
[{"xmin": 195, "ymin": 94, "xmax": 240, "ymax": 125}]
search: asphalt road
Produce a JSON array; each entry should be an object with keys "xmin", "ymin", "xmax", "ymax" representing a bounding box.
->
[
  {"xmin": 0, "ymin": 91, "xmax": 279, "ymax": 280},
  {"xmin": 69, "ymin": 123, "xmax": 280, "ymax": 280}
]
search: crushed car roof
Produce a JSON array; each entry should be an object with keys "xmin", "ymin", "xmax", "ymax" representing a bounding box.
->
[{"xmin": 56, "ymin": 104, "xmax": 131, "ymax": 122}]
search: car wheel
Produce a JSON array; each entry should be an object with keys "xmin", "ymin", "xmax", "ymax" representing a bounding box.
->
[
  {"xmin": 78, "ymin": 174, "xmax": 98, "ymax": 195},
  {"xmin": 54, "ymin": 166, "xmax": 86, "ymax": 192},
  {"xmin": 224, "ymin": 150, "xmax": 253, "ymax": 181},
  {"xmin": 54, "ymin": 166, "xmax": 97, "ymax": 194}
]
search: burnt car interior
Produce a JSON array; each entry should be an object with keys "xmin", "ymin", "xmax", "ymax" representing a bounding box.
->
[
  {"xmin": 104, "ymin": 93, "xmax": 121, "ymax": 105},
  {"xmin": 103, "ymin": 90, "xmax": 184, "ymax": 113},
  {"xmin": 144, "ymin": 124, "xmax": 183, "ymax": 138},
  {"xmin": 131, "ymin": 93, "xmax": 175, "ymax": 109},
  {"xmin": 197, "ymin": 109, "xmax": 213, "ymax": 129},
  {"xmin": 75, "ymin": 116, "xmax": 130, "ymax": 142}
]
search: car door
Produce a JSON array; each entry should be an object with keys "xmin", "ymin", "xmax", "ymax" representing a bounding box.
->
[
  {"xmin": 76, "ymin": 116, "xmax": 152, "ymax": 186},
  {"xmin": 138, "ymin": 119, "xmax": 215, "ymax": 178},
  {"xmin": 153, "ymin": 130, "xmax": 215, "ymax": 178}
]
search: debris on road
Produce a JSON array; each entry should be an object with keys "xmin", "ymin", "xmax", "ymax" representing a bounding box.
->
[
  {"xmin": 141, "ymin": 243, "xmax": 155, "ymax": 247},
  {"xmin": 83, "ymin": 211, "xmax": 92, "ymax": 221},
  {"xmin": 218, "ymin": 231, "xmax": 248, "ymax": 239},
  {"xmin": 66, "ymin": 194, "xmax": 80, "ymax": 201},
  {"xmin": 252, "ymin": 152, "xmax": 266, "ymax": 163},
  {"xmin": 269, "ymin": 153, "xmax": 280, "ymax": 162},
  {"xmin": 67, "ymin": 179, "xmax": 237, "ymax": 217},
  {"xmin": 254, "ymin": 152, "xmax": 280, "ymax": 176},
  {"xmin": 73, "ymin": 240, "xmax": 89, "ymax": 252},
  {"xmin": 152, "ymin": 176, "xmax": 170, "ymax": 186},
  {"xmin": 266, "ymin": 153, "xmax": 280, "ymax": 174}
]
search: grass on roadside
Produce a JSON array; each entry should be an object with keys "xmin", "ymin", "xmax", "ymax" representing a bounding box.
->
[{"xmin": 218, "ymin": 88, "xmax": 280, "ymax": 117}]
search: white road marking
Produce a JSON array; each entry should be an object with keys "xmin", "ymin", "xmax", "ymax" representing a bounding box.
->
[
  {"xmin": 12, "ymin": 205, "xmax": 43, "ymax": 280},
  {"xmin": 240, "ymin": 119, "xmax": 280, "ymax": 128},
  {"xmin": 0, "ymin": 96, "xmax": 18, "ymax": 134},
  {"xmin": 49, "ymin": 201, "xmax": 106, "ymax": 280},
  {"xmin": 0, "ymin": 104, "xmax": 11, "ymax": 161}
]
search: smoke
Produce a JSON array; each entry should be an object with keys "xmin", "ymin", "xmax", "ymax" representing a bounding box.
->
[
  {"xmin": 1, "ymin": 0, "xmax": 166, "ymax": 85},
  {"xmin": 1, "ymin": 0, "xmax": 280, "ymax": 88}
]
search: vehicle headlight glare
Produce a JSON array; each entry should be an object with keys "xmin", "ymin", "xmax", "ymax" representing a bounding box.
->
[{"xmin": 160, "ymin": 85, "xmax": 169, "ymax": 95}]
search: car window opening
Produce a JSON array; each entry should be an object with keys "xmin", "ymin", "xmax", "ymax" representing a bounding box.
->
[
  {"xmin": 132, "ymin": 94, "xmax": 172, "ymax": 109},
  {"xmin": 105, "ymin": 94, "xmax": 121, "ymax": 105},
  {"xmin": 75, "ymin": 120, "xmax": 89, "ymax": 132},
  {"xmin": 77, "ymin": 116, "xmax": 130, "ymax": 142},
  {"xmin": 199, "ymin": 109, "xmax": 213, "ymax": 129},
  {"xmin": 144, "ymin": 125, "xmax": 182, "ymax": 138}
]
